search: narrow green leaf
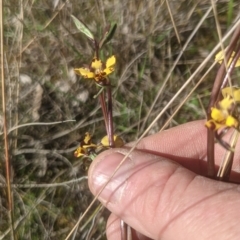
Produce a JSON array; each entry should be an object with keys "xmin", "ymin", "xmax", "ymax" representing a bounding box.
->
[
  {"xmin": 227, "ymin": 0, "xmax": 234, "ymax": 27},
  {"xmin": 71, "ymin": 15, "xmax": 94, "ymax": 40},
  {"xmin": 99, "ymin": 22, "xmax": 117, "ymax": 49}
]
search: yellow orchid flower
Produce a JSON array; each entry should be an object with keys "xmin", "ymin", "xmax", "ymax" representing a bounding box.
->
[
  {"xmin": 101, "ymin": 135, "xmax": 124, "ymax": 147},
  {"xmin": 74, "ymin": 55, "xmax": 116, "ymax": 83},
  {"xmin": 205, "ymin": 87, "xmax": 240, "ymax": 131},
  {"xmin": 211, "ymin": 107, "xmax": 226, "ymax": 122},
  {"xmin": 74, "ymin": 146, "xmax": 87, "ymax": 158},
  {"xmin": 205, "ymin": 107, "xmax": 238, "ymax": 130},
  {"xmin": 83, "ymin": 132, "xmax": 92, "ymax": 145},
  {"xmin": 221, "ymin": 87, "xmax": 240, "ymax": 102},
  {"xmin": 74, "ymin": 132, "xmax": 97, "ymax": 158},
  {"xmin": 215, "ymin": 50, "xmax": 240, "ymax": 67},
  {"xmin": 225, "ymin": 115, "xmax": 238, "ymax": 128},
  {"xmin": 218, "ymin": 95, "xmax": 234, "ymax": 111},
  {"xmin": 205, "ymin": 119, "xmax": 223, "ymax": 130}
]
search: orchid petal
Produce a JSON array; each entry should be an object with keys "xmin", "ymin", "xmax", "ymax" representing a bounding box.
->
[
  {"xmin": 222, "ymin": 87, "xmax": 236, "ymax": 98},
  {"xmin": 103, "ymin": 67, "xmax": 114, "ymax": 75},
  {"xmin": 74, "ymin": 147, "xmax": 85, "ymax": 157},
  {"xmin": 233, "ymin": 89, "xmax": 240, "ymax": 102},
  {"xmin": 205, "ymin": 120, "xmax": 223, "ymax": 130},
  {"xmin": 75, "ymin": 68, "xmax": 95, "ymax": 78},
  {"xmin": 101, "ymin": 135, "xmax": 124, "ymax": 147},
  {"xmin": 226, "ymin": 115, "xmax": 238, "ymax": 128},
  {"xmin": 83, "ymin": 132, "xmax": 92, "ymax": 145},
  {"xmin": 219, "ymin": 96, "xmax": 234, "ymax": 111},
  {"xmin": 211, "ymin": 107, "xmax": 226, "ymax": 122},
  {"xmin": 106, "ymin": 55, "xmax": 116, "ymax": 68},
  {"xmin": 215, "ymin": 50, "xmax": 240, "ymax": 67},
  {"xmin": 91, "ymin": 58, "xmax": 102, "ymax": 70}
]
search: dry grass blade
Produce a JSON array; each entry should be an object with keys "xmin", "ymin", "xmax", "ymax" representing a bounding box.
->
[
  {"xmin": 165, "ymin": 0, "xmax": 181, "ymax": 44},
  {"xmin": 0, "ymin": 1, "xmax": 14, "ymax": 239},
  {"xmin": 0, "ymin": 120, "xmax": 75, "ymax": 135},
  {"xmin": 217, "ymin": 129, "xmax": 239, "ymax": 181},
  {"xmin": 0, "ymin": 176, "xmax": 87, "ymax": 188}
]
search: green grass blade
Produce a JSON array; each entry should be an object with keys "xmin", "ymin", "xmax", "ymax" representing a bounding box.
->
[
  {"xmin": 99, "ymin": 22, "xmax": 117, "ymax": 49},
  {"xmin": 227, "ymin": 0, "xmax": 234, "ymax": 27}
]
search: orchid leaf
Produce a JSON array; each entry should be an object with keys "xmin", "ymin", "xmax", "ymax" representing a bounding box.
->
[{"xmin": 71, "ymin": 15, "xmax": 94, "ymax": 40}]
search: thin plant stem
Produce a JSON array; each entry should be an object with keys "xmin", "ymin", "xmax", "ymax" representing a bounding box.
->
[
  {"xmin": 107, "ymin": 86, "xmax": 114, "ymax": 147},
  {"xmin": 120, "ymin": 220, "xmax": 128, "ymax": 240},
  {"xmin": 221, "ymin": 41, "xmax": 240, "ymax": 88},
  {"xmin": 0, "ymin": 0, "xmax": 12, "ymax": 210},
  {"xmin": 0, "ymin": 1, "xmax": 15, "ymax": 239},
  {"xmin": 217, "ymin": 129, "xmax": 239, "ymax": 181},
  {"xmin": 99, "ymin": 91, "xmax": 109, "ymax": 137},
  {"xmin": 0, "ymin": 176, "xmax": 88, "ymax": 188},
  {"xmin": 94, "ymin": 40, "xmax": 99, "ymax": 59}
]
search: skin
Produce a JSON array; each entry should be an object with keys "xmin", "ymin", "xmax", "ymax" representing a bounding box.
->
[{"xmin": 88, "ymin": 120, "xmax": 240, "ymax": 240}]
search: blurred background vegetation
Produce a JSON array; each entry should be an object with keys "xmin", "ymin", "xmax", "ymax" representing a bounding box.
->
[{"xmin": 0, "ymin": 0, "xmax": 240, "ymax": 239}]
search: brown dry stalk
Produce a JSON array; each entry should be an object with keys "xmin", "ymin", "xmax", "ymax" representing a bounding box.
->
[
  {"xmin": 217, "ymin": 129, "xmax": 239, "ymax": 181},
  {"xmin": 0, "ymin": 0, "xmax": 12, "ymax": 212},
  {"xmin": 0, "ymin": 1, "xmax": 15, "ymax": 239}
]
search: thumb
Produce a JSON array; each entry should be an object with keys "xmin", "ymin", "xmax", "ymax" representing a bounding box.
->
[{"xmin": 88, "ymin": 148, "xmax": 240, "ymax": 240}]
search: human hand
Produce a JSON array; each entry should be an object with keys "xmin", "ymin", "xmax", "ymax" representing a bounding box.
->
[{"xmin": 88, "ymin": 120, "xmax": 240, "ymax": 240}]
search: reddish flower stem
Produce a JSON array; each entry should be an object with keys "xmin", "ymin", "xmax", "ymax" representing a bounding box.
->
[
  {"xmin": 99, "ymin": 91, "xmax": 109, "ymax": 137},
  {"xmin": 107, "ymin": 86, "xmax": 114, "ymax": 147}
]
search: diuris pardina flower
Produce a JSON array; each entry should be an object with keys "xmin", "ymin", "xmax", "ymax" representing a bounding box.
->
[
  {"xmin": 205, "ymin": 87, "xmax": 240, "ymax": 130},
  {"xmin": 74, "ymin": 56, "xmax": 116, "ymax": 84},
  {"xmin": 74, "ymin": 132, "xmax": 97, "ymax": 157},
  {"xmin": 215, "ymin": 50, "xmax": 240, "ymax": 67}
]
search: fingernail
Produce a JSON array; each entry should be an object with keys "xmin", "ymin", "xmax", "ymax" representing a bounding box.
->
[{"xmin": 89, "ymin": 152, "xmax": 131, "ymax": 205}]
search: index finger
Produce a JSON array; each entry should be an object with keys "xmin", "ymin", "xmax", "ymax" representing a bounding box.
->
[
  {"xmin": 134, "ymin": 120, "xmax": 207, "ymax": 159},
  {"xmin": 131, "ymin": 120, "xmax": 240, "ymax": 176}
]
